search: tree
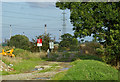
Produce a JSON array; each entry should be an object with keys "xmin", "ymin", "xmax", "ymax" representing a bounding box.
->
[
  {"xmin": 56, "ymin": 2, "xmax": 120, "ymax": 67},
  {"xmin": 59, "ymin": 33, "xmax": 79, "ymax": 51},
  {"xmin": 9, "ymin": 35, "xmax": 30, "ymax": 50},
  {"xmin": 31, "ymin": 33, "xmax": 53, "ymax": 52}
]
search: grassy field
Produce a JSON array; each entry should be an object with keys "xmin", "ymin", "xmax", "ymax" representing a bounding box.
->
[
  {"xmin": 2, "ymin": 58, "xmax": 44, "ymax": 75},
  {"xmin": 52, "ymin": 59, "xmax": 118, "ymax": 80},
  {"xmin": 1, "ymin": 47, "xmax": 119, "ymax": 81},
  {"xmin": 1, "ymin": 48, "xmax": 45, "ymax": 75}
]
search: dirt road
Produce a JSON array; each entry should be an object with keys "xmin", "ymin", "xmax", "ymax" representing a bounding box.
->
[{"xmin": 0, "ymin": 61, "xmax": 72, "ymax": 80}]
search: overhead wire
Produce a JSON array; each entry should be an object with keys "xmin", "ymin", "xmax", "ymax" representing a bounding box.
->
[
  {"xmin": 3, "ymin": 2, "xmax": 56, "ymax": 9},
  {"xmin": 1, "ymin": 23, "xmax": 72, "ymax": 30},
  {"xmin": 2, "ymin": 15, "xmax": 55, "ymax": 21},
  {"xmin": 2, "ymin": 3, "xmax": 73, "ymax": 37},
  {"xmin": 3, "ymin": 10, "xmax": 60, "ymax": 19},
  {"xmin": 2, "ymin": 2, "xmax": 70, "ymax": 26}
]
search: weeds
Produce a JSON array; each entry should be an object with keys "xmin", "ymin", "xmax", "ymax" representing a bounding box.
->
[{"xmin": 1, "ymin": 47, "xmax": 45, "ymax": 75}]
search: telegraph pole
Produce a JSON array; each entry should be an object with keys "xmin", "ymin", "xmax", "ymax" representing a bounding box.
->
[
  {"xmin": 62, "ymin": 10, "xmax": 66, "ymax": 35},
  {"xmin": 10, "ymin": 25, "xmax": 12, "ymax": 39},
  {"xmin": 59, "ymin": 30, "xmax": 62, "ymax": 41},
  {"xmin": 54, "ymin": 36, "xmax": 56, "ymax": 42},
  {"xmin": 44, "ymin": 24, "xmax": 47, "ymax": 35},
  {"xmin": 23, "ymin": 32, "xmax": 25, "ymax": 35}
]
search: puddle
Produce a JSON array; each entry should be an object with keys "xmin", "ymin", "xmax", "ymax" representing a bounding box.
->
[
  {"xmin": 60, "ymin": 67, "xmax": 70, "ymax": 71},
  {"xmin": 34, "ymin": 77, "xmax": 50, "ymax": 80},
  {"xmin": 32, "ymin": 68, "xmax": 43, "ymax": 71},
  {"xmin": 68, "ymin": 65, "xmax": 72, "ymax": 68}
]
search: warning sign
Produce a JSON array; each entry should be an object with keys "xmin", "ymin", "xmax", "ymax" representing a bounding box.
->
[{"xmin": 37, "ymin": 39, "xmax": 42, "ymax": 46}]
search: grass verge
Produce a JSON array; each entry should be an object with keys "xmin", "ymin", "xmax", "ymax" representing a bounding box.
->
[
  {"xmin": 2, "ymin": 58, "xmax": 43, "ymax": 75},
  {"xmin": 52, "ymin": 59, "xmax": 118, "ymax": 80},
  {"xmin": 1, "ymin": 48, "xmax": 46, "ymax": 75}
]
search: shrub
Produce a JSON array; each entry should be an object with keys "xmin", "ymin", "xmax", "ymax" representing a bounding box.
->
[
  {"xmin": 79, "ymin": 42, "xmax": 102, "ymax": 55},
  {"xmin": 13, "ymin": 48, "xmax": 42, "ymax": 59},
  {"xmin": 74, "ymin": 54, "xmax": 103, "ymax": 62},
  {"xmin": 96, "ymin": 48, "xmax": 105, "ymax": 56},
  {"xmin": 31, "ymin": 33, "xmax": 52, "ymax": 52},
  {"xmin": 9, "ymin": 35, "xmax": 30, "ymax": 50},
  {"xmin": 58, "ymin": 33, "xmax": 79, "ymax": 51}
]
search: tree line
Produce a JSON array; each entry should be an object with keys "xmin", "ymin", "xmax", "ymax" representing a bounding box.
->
[{"xmin": 56, "ymin": 2, "xmax": 120, "ymax": 68}]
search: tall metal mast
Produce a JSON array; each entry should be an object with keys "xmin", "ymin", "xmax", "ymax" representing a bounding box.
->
[{"xmin": 62, "ymin": 10, "xmax": 66, "ymax": 35}]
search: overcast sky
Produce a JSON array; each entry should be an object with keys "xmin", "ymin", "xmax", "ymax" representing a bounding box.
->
[{"xmin": 2, "ymin": 2, "xmax": 93, "ymax": 42}]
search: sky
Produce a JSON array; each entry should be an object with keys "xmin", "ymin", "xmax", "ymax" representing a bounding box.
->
[{"xmin": 2, "ymin": 2, "xmax": 93, "ymax": 42}]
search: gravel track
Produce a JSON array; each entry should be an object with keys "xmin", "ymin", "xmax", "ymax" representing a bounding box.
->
[{"xmin": 0, "ymin": 61, "xmax": 71, "ymax": 80}]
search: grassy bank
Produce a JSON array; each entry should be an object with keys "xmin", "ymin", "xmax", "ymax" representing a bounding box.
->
[{"xmin": 52, "ymin": 59, "xmax": 118, "ymax": 80}]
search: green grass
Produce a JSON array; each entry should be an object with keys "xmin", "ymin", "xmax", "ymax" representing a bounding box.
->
[
  {"xmin": 38, "ymin": 67, "xmax": 53, "ymax": 73},
  {"xmin": 1, "ymin": 47, "xmax": 46, "ymax": 75},
  {"xmin": 13, "ymin": 58, "xmax": 43, "ymax": 72},
  {"xmin": 49, "ymin": 63, "xmax": 59, "ymax": 67},
  {"xmin": 52, "ymin": 71, "xmax": 67, "ymax": 80},
  {"xmin": 118, "ymin": 70, "xmax": 120, "ymax": 82},
  {"xmin": 2, "ymin": 58, "xmax": 43, "ymax": 75},
  {"xmin": 75, "ymin": 54, "xmax": 103, "ymax": 62},
  {"xmin": 52, "ymin": 60, "xmax": 118, "ymax": 80},
  {"xmin": 38, "ymin": 64, "xmax": 60, "ymax": 73}
]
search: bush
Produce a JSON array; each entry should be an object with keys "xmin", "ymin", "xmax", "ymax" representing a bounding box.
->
[
  {"xmin": 96, "ymin": 48, "xmax": 105, "ymax": 56},
  {"xmin": 79, "ymin": 42, "xmax": 102, "ymax": 55},
  {"xmin": 74, "ymin": 54, "xmax": 103, "ymax": 62},
  {"xmin": 44, "ymin": 52, "xmax": 73, "ymax": 62},
  {"xmin": 31, "ymin": 33, "xmax": 52, "ymax": 52},
  {"xmin": 48, "ymin": 52, "xmax": 59, "ymax": 61},
  {"xmin": 13, "ymin": 48, "xmax": 42, "ymax": 59},
  {"xmin": 58, "ymin": 33, "xmax": 79, "ymax": 51},
  {"xmin": 9, "ymin": 35, "xmax": 30, "ymax": 50}
]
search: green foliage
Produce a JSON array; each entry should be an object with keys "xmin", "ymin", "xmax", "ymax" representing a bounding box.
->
[
  {"xmin": 85, "ymin": 42, "xmax": 101, "ymax": 49},
  {"xmin": 58, "ymin": 33, "xmax": 79, "ymax": 51},
  {"xmin": 79, "ymin": 42, "xmax": 102, "ymax": 55},
  {"xmin": 9, "ymin": 35, "xmax": 30, "ymax": 50},
  {"xmin": 43, "ymin": 52, "xmax": 72, "ymax": 62},
  {"xmin": 1, "ymin": 48, "xmax": 43, "ymax": 75},
  {"xmin": 13, "ymin": 48, "xmax": 45, "ymax": 60},
  {"xmin": 13, "ymin": 48, "xmax": 31, "ymax": 59},
  {"xmin": 45, "ymin": 51, "xmax": 103, "ymax": 62},
  {"xmin": 56, "ymin": 2, "xmax": 120, "ymax": 67},
  {"xmin": 96, "ymin": 47, "xmax": 105, "ymax": 56},
  {"xmin": 75, "ymin": 54, "xmax": 103, "ymax": 62},
  {"xmin": 31, "ymin": 33, "xmax": 52, "ymax": 52},
  {"xmin": 46, "ymin": 52, "xmax": 60, "ymax": 61},
  {"xmin": 53, "ymin": 60, "xmax": 118, "ymax": 80}
]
